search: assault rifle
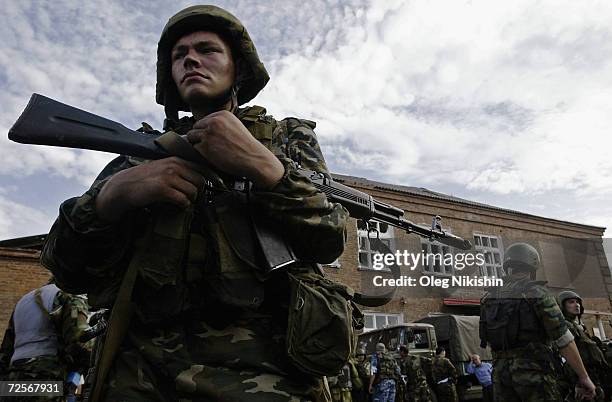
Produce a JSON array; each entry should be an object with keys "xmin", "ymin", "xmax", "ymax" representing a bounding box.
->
[{"xmin": 8, "ymin": 94, "xmax": 471, "ymax": 252}]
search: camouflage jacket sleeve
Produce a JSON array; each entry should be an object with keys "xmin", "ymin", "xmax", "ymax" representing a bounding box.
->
[
  {"xmin": 530, "ymin": 287, "xmax": 571, "ymax": 345},
  {"xmin": 41, "ymin": 156, "xmax": 139, "ymax": 295},
  {"xmin": 248, "ymin": 117, "xmax": 349, "ymax": 264},
  {"xmin": 0, "ymin": 313, "xmax": 15, "ymax": 380},
  {"xmin": 55, "ymin": 291, "xmax": 92, "ymax": 373}
]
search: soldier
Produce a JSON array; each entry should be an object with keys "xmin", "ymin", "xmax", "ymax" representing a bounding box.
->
[
  {"xmin": 0, "ymin": 282, "xmax": 91, "ymax": 401},
  {"xmin": 558, "ymin": 290, "xmax": 611, "ymax": 401},
  {"xmin": 480, "ymin": 242, "xmax": 596, "ymax": 402},
  {"xmin": 432, "ymin": 347, "xmax": 457, "ymax": 402},
  {"xmin": 398, "ymin": 344, "xmax": 433, "ymax": 402},
  {"xmin": 369, "ymin": 343, "xmax": 400, "ymax": 402},
  {"xmin": 329, "ymin": 360, "xmax": 361, "ymax": 402},
  {"xmin": 41, "ymin": 4, "xmax": 350, "ymax": 402},
  {"xmin": 353, "ymin": 348, "xmax": 371, "ymax": 402}
]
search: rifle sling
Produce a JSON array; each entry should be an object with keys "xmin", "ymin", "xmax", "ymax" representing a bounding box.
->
[{"xmin": 89, "ymin": 251, "xmax": 139, "ymax": 402}]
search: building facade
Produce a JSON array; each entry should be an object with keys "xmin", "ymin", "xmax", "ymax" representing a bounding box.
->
[{"xmin": 324, "ymin": 174, "xmax": 612, "ymax": 338}]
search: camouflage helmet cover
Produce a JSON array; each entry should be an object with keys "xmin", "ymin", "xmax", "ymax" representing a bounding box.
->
[
  {"xmin": 558, "ymin": 290, "xmax": 585, "ymax": 316},
  {"xmin": 503, "ymin": 242, "xmax": 541, "ymax": 272},
  {"xmin": 156, "ymin": 5, "xmax": 270, "ymax": 115}
]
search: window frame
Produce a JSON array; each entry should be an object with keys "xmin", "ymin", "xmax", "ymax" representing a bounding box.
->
[
  {"xmin": 363, "ymin": 312, "xmax": 403, "ymax": 332},
  {"xmin": 357, "ymin": 219, "xmax": 395, "ymax": 271},
  {"xmin": 473, "ymin": 233, "xmax": 505, "ymax": 278}
]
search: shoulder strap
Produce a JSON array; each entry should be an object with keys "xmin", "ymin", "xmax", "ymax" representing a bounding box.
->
[
  {"xmin": 239, "ymin": 105, "xmax": 275, "ymax": 144},
  {"xmin": 89, "ymin": 255, "xmax": 140, "ymax": 402}
]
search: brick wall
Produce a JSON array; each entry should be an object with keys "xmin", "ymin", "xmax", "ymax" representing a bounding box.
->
[{"xmin": 0, "ymin": 248, "xmax": 51, "ymax": 336}]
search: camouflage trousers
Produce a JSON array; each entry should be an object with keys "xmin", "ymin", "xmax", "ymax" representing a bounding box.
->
[
  {"xmin": 330, "ymin": 387, "xmax": 352, "ymax": 402},
  {"xmin": 372, "ymin": 378, "xmax": 396, "ymax": 402},
  {"xmin": 493, "ymin": 357, "xmax": 561, "ymax": 402},
  {"xmin": 434, "ymin": 382, "xmax": 457, "ymax": 402},
  {"xmin": 398, "ymin": 379, "xmax": 433, "ymax": 402},
  {"xmin": 100, "ymin": 311, "xmax": 328, "ymax": 402},
  {"xmin": 5, "ymin": 357, "xmax": 65, "ymax": 402}
]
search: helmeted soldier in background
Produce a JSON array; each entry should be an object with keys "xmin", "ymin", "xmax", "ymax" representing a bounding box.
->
[
  {"xmin": 353, "ymin": 348, "xmax": 371, "ymax": 402},
  {"xmin": 480, "ymin": 242, "xmax": 596, "ymax": 401},
  {"xmin": 398, "ymin": 344, "xmax": 433, "ymax": 402},
  {"xmin": 558, "ymin": 290, "xmax": 611, "ymax": 401},
  {"xmin": 369, "ymin": 343, "xmax": 400, "ymax": 402},
  {"xmin": 432, "ymin": 347, "xmax": 457, "ymax": 402},
  {"xmin": 42, "ymin": 4, "xmax": 351, "ymax": 402},
  {"xmin": 0, "ymin": 282, "xmax": 92, "ymax": 401}
]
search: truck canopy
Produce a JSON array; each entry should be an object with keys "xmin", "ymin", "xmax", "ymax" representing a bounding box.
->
[{"xmin": 416, "ymin": 314, "xmax": 492, "ymax": 362}]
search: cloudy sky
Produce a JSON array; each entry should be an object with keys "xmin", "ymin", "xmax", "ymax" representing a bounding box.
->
[{"xmin": 1, "ymin": 0, "xmax": 611, "ymax": 240}]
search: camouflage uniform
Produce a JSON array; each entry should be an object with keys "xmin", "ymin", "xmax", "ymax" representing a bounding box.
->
[
  {"xmin": 0, "ymin": 287, "xmax": 91, "ymax": 401},
  {"xmin": 558, "ymin": 292, "xmax": 610, "ymax": 402},
  {"xmin": 432, "ymin": 356, "xmax": 457, "ymax": 402},
  {"xmin": 372, "ymin": 352, "xmax": 399, "ymax": 402},
  {"xmin": 42, "ymin": 105, "xmax": 349, "ymax": 401},
  {"xmin": 561, "ymin": 318, "xmax": 608, "ymax": 401},
  {"xmin": 353, "ymin": 355, "xmax": 371, "ymax": 402},
  {"xmin": 41, "ymin": 6, "xmax": 350, "ymax": 400},
  {"xmin": 399, "ymin": 354, "xmax": 433, "ymax": 402},
  {"xmin": 480, "ymin": 275, "xmax": 571, "ymax": 402}
]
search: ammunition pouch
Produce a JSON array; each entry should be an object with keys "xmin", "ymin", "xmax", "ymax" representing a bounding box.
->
[{"xmin": 286, "ymin": 272, "xmax": 363, "ymax": 376}]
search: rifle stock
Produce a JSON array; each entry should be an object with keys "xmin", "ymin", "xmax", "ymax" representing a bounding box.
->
[
  {"xmin": 9, "ymin": 93, "xmax": 471, "ymax": 251},
  {"xmin": 9, "ymin": 94, "xmax": 170, "ymax": 160}
]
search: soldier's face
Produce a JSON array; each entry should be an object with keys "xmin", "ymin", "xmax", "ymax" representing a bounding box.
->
[
  {"xmin": 564, "ymin": 298, "xmax": 581, "ymax": 316},
  {"xmin": 171, "ymin": 31, "xmax": 235, "ymax": 106}
]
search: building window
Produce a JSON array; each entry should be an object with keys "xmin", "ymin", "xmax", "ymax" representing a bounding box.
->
[
  {"xmin": 363, "ymin": 312, "xmax": 402, "ymax": 332},
  {"xmin": 421, "ymin": 240, "xmax": 455, "ymax": 275},
  {"xmin": 357, "ymin": 220, "xmax": 395, "ymax": 270},
  {"xmin": 474, "ymin": 234, "xmax": 504, "ymax": 277}
]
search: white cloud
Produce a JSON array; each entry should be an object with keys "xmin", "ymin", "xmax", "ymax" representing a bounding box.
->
[
  {"xmin": 1, "ymin": 0, "xmax": 612, "ymax": 237},
  {"xmin": 0, "ymin": 192, "xmax": 53, "ymax": 239},
  {"xmin": 256, "ymin": 0, "xmax": 612, "ymax": 200}
]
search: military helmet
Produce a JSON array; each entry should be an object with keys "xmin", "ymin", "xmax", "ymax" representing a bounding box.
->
[
  {"xmin": 356, "ymin": 347, "xmax": 366, "ymax": 356},
  {"xmin": 558, "ymin": 290, "xmax": 585, "ymax": 316},
  {"xmin": 503, "ymin": 242, "xmax": 540, "ymax": 272},
  {"xmin": 375, "ymin": 343, "xmax": 386, "ymax": 353},
  {"xmin": 156, "ymin": 5, "xmax": 270, "ymax": 118}
]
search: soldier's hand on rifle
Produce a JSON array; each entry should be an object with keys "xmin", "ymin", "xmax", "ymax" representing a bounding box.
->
[
  {"xmin": 95, "ymin": 157, "xmax": 207, "ymax": 222},
  {"xmin": 186, "ymin": 110, "xmax": 284, "ymax": 189},
  {"xmin": 575, "ymin": 375, "xmax": 596, "ymax": 400}
]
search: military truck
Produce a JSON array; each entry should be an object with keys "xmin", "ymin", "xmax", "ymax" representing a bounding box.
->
[
  {"xmin": 416, "ymin": 314, "xmax": 493, "ymax": 401},
  {"xmin": 357, "ymin": 322, "xmax": 437, "ymax": 359}
]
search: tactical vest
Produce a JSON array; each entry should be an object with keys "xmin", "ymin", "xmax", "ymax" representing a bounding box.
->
[
  {"xmin": 12, "ymin": 284, "xmax": 60, "ymax": 363},
  {"xmin": 125, "ymin": 107, "xmax": 358, "ymax": 377},
  {"xmin": 377, "ymin": 353, "xmax": 398, "ymax": 380},
  {"xmin": 130, "ymin": 106, "xmax": 292, "ymax": 322},
  {"xmin": 356, "ymin": 360, "xmax": 369, "ymax": 381},
  {"xmin": 480, "ymin": 279, "xmax": 547, "ymax": 351},
  {"xmin": 567, "ymin": 319, "xmax": 607, "ymax": 368}
]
